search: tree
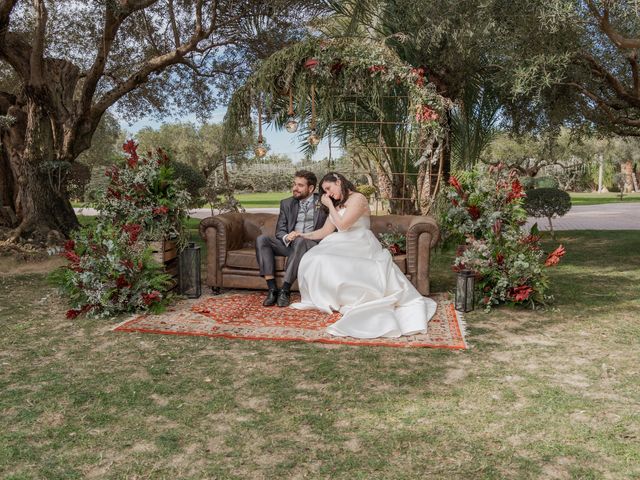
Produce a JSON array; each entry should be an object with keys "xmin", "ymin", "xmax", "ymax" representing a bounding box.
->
[
  {"xmin": 0, "ymin": 0, "xmax": 325, "ymax": 241},
  {"xmin": 134, "ymin": 121, "xmax": 255, "ymax": 176}
]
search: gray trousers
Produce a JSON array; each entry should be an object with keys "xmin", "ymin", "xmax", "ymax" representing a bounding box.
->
[{"xmin": 255, "ymin": 235, "xmax": 318, "ymax": 285}]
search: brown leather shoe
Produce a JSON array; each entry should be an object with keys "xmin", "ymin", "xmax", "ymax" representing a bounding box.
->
[
  {"xmin": 263, "ymin": 289, "xmax": 280, "ymax": 307},
  {"xmin": 276, "ymin": 289, "xmax": 291, "ymax": 307}
]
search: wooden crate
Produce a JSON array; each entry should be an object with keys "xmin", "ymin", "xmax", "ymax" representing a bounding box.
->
[{"xmin": 150, "ymin": 240, "xmax": 179, "ymax": 290}]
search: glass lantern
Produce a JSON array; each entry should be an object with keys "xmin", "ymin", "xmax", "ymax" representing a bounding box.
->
[
  {"xmin": 178, "ymin": 242, "xmax": 202, "ymax": 298},
  {"xmin": 254, "ymin": 142, "xmax": 267, "ymax": 158},
  {"xmin": 285, "ymin": 117, "xmax": 299, "ymax": 133},
  {"xmin": 454, "ymin": 269, "xmax": 475, "ymax": 312},
  {"xmin": 308, "ymin": 130, "xmax": 321, "ymax": 146}
]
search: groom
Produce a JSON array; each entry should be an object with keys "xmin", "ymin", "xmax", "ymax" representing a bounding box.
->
[{"xmin": 255, "ymin": 170, "xmax": 327, "ymax": 307}]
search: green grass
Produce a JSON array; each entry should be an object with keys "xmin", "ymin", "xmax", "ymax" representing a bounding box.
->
[
  {"xmin": 1, "ymin": 231, "xmax": 639, "ymax": 478},
  {"xmin": 569, "ymin": 192, "xmax": 640, "ymax": 205},
  {"xmin": 234, "ymin": 191, "xmax": 289, "ymax": 208}
]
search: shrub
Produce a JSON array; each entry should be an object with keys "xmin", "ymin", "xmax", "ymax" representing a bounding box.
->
[
  {"xmin": 171, "ymin": 161, "xmax": 207, "ymax": 207},
  {"xmin": 441, "ymin": 165, "xmax": 565, "ymax": 310},
  {"xmin": 50, "ymin": 141, "xmax": 191, "ymax": 318},
  {"xmin": 357, "ymin": 184, "xmax": 377, "ymax": 199},
  {"xmin": 520, "ymin": 175, "xmax": 559, "ymax": 190},
  {"xmin": 523, "ymin": 188, "xmax": 571, "ymax": 237}
]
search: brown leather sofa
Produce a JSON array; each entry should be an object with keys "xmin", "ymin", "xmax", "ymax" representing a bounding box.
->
[{"xmin": 199, "ymin": 212, "xmax": 440, "ymax": 295}]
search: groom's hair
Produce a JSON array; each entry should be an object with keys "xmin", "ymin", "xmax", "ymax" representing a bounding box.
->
[{"xmin": 294, "ymin": 170, "xmax": 317, "ymax": 189}]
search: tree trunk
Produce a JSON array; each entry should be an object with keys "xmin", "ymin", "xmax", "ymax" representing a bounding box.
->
[
  {"xmin": 621, "ymin": 160, "xmax": 634, "ymax": 193},
  {"xmin": 3, "ymin": 97, "xmax": 79, "ymax": 241}
]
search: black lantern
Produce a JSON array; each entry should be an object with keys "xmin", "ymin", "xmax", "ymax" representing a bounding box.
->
[
  {"xmin": 455, "ymin": 270, "xmax": 475, "ymax": 312},
  {"xmin": 179, "ymin": 242, "xmax": 202, "ymax": 298}
]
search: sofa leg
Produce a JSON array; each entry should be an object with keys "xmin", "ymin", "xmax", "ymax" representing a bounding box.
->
[{"xmin": 211, "ymin": 287, "xmax": 222, "ymax": 295}]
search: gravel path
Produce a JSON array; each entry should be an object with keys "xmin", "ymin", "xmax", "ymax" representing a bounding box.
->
[{"xmin": 75, "ymin": 203, "xmax": 640, "ymax": 230}]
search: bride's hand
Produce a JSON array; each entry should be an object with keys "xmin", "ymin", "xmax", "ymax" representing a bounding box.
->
[{"xmin": 320, "ymin": 194, "xmax": 333, "ymax": 208}]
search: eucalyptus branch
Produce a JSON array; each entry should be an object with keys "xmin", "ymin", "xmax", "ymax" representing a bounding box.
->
[{"xmin": 167, "ymin": 0, "xmax": 181, "ymax": 48}]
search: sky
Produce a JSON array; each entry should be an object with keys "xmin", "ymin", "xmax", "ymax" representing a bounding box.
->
[{"xmin": 119, "ymin": 108, "xmax": 341, "ymax": 164}]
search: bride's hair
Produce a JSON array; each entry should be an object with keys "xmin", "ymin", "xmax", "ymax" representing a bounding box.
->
[{"xmin": 320, "ymin": 172, "xmax": 356, "ymax": 210}]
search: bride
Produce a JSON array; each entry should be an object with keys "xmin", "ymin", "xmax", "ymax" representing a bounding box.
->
[{"xmin": 289, "ymin": 172, "xmax": 437, "ymax": 338}]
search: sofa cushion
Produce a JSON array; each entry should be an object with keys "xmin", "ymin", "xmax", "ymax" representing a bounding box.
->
[
  {"xmin": 226, "ymin": 248, "xmax": 287, "ymax": 271},
  {"xmin": 226, "ymin": 247, "xmax": 404, "ymax": 273}
]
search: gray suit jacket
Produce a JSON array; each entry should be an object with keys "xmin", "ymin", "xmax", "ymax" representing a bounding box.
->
[{"xmin": 275, "ymin": 193, "xmax": 328, "ymax": 243}]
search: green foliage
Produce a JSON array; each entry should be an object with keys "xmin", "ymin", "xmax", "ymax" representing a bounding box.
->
[
  {"xmin": 170, "ymin": 161, "xmax": 207, "ymax": 208},
  {"xmin": 441, "ymin": 165, "xmax": 565, "ymax": 310},
  {"xmin": 378, "ymin": 230, "xmax": 406, "ymax": 255},
  {"xmin": 49, "ymin": 223, "xmax": 173, "ymax": 319},
  {"xmin": 524, "ymin": 188, "xmax": 572, "ymax": 220},
  {"xmin": 50, "ymin": 141, "xmax": 192, "ymax": 319},
  {"xmin": 520, "ymin": 176, "xmax": 559, "ymax": 190},
  {"xmin": 356, "ymin": 184, "xmax": 376, "ymax": 199}
]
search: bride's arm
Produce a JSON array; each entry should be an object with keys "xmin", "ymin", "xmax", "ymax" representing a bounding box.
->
[
  {"xmin": 327, "ymin": 192, "xmax": 369, "ymax": 231},
  {"xmin": 299, "ymin": 217, "xmax": 336, "ymax": 241}
]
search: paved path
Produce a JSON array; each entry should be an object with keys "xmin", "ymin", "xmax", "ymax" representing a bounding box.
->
[{"xmin": 75, "ymin": 203, "xmax": 640, "ymax": 230}]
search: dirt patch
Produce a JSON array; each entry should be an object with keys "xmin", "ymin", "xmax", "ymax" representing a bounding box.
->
[{"xmin": 0, "ymin": 255, "xmax": 65, "ymax": 275}]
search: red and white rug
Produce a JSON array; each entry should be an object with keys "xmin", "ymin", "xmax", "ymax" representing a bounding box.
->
[{"xmin": 113, "ymin": 292, "xmax": 467, "ymax": 349}]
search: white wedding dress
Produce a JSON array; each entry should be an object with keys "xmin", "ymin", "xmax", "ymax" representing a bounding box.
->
[{"xmin": 290, "ymin": 209, "xmax": 437, "ymax": 338}]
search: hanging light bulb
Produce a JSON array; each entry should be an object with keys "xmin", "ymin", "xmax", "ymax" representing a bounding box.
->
[
  {"xmin": 308, "ymin": 130, "xmax": 321, "ymax": 146},
  {"xmin": 285, "ymin": 89, "xmax": 298, "ymax": 133},
  {"xmin": 254, "ymin": 140, "xmax": 267, "ymax": 158},
  {"xmin": 254, "ymin": 94, "xmax": 267, "ymax": 157}
]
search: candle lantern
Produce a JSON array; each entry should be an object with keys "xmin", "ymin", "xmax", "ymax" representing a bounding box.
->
[
  {"xmin": 455, "ymin": 270, "xmax": 475, "ymax": 312},
  {"xmin": 179, "ymin": 242, "xmax": 202, "ymax": 298}
]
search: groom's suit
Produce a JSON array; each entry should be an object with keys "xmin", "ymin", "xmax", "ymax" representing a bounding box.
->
[{"xmin": 255, "ymin": 193, "xmax": 328, "ymax": 286}]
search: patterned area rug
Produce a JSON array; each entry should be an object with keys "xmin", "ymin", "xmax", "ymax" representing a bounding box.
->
[{"xmin": 113, "ymin": 292, "xmax": 467, "ymax": 349}]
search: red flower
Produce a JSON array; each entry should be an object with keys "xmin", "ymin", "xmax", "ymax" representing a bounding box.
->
[
  {"xmin": 63, "ymin": 250, "xmax": 80, "ymax": 264},
  {"xmin": 449, "ymin": 176, "xmax": 463, "ymax": 195},
  {"xmin": 116, "ymin": 274, "xmax": 131, "ymax": 289},
  {"xmin": 411, "ymin": 67, "xmax": 426, "ymax": 86},
  {"xmin": 64, "ymin": 239, "xmax": 75, "ymax": 251},
  {"xmin": 506, "ymin": 179, "xmax": 525, "ymax": 202},
  {"xmin": 66, "ymin": 309, "xmax": 82, "ymax": 319},
  {"xmin": 495, "ymin": 252, "xmax": 504, "ymax": 265},
  {"xmin": 123, "ymin": 140, "xmax": 139, "ymax": 168},
  {"xmin": 304, "ymin": 58, "xmax": 319, "ymax": 69},
  {"xmin": 415, "ymin": 105, "xmax": 439, "ymax": 122},
  {"xmin": 122, "ymin": 223, "xmax": 142, "ymax": 244},
  {"xmin": 107, "ymin": 187, "xmax": 122, "ymax": 199},
  {"xmin": 330, "ymin": 61, "xmax": 344, "ymax": 76},
  {"xmin": 142, "ymin": 290, "xmax": 161, "ymax": 305},
  {"xmin": 520, "ymin": 234, "xmax": 541, "ymax": 245},
  {"xmin": 492, "ymin": 219, "xmax": 502, "ymax": 236},
  {"xmin": 368, "ymin": 64, "xmax": 386, "ymax": 73},
  {"xmin": 510, "ymin": 285, "xmax": 533, "ymax": 302},
  {"xmin": 467, "ymin": 205, "xmax": 481, "ymax": 220},
  {"xmin": 152, "ymin": 206, "xmax": 169, "ymax": 215},
  {"xmin": 545, "ymin": 245, "xmax": 566, "ymax": 267},
  {"xmin": 120, "ymin": 259, "xmax": 135, "ymax": 270}
]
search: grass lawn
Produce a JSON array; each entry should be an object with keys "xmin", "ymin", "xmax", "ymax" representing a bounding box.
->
[
  {"xmin": 234, "ymin": 191, "xmax": 289, "ymax": 208},
  {"xmin": 1, "ymin": 231, "xmax": 639, "ymax": 478},
  {"xmin": 569, "ymin": 192, "xmax": 640, "ymax": 205}
]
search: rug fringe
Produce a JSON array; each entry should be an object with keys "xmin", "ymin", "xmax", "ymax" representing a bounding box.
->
[
  {"xmin": 454, "ymin": 309, "xmax": 469, "ymax": 349},
  {"xmin": 111, "ymin": 315, "xmax": 140, "ymax": 331}
]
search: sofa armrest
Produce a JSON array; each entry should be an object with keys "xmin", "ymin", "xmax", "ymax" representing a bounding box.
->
[
  {"xmin": 405, "ymin": 215, "xmax": 440, "ymax": 295},
  {"xmin": 199, "ymin": 214, "xmax": 245, "ymax": 287}
]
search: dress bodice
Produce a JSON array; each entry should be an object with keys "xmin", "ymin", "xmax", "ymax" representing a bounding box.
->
[{"xmin": 334, "ymin": 208, "xmax": 371, "ymax": 232}]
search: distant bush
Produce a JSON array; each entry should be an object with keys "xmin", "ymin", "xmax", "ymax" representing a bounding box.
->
[
  {"xmin": 356, "ymin": 184, "xmax": 377, "ymax": 199},
  {"xmin": 520, "ymin": 176, "xmax": 559, "ymax": 190},
  {"xmin": 171, "ymin": 161, "xmax": 206, "ymax": 207},
  {"xmin": 524, "ymin": 188, "xmax": 571, "ymax": 238},
  {"xmin": 85, "ymin": 166, "xmax": 111, "ymax": 203}
]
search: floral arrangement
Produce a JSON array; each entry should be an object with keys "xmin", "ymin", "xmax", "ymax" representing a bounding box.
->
[
  {"xmin": 97, "ymin": 140, "xmax": 191, "ymax": 248},
  {"xmin": 378, "ymin": 230, "xmax": 407, "ymax": 255},
  {"xmin": 50, "ymin": 141, "xmax": 191, "ymax": 318},
  {"xmin": 441, "ymin": 165, "xmax": 566, "ymax": 310}
]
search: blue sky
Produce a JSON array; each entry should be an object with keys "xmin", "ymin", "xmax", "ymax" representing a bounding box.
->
[{"xmin": 120, "ymin": 108, "xmax": 340, "ymax": 163}]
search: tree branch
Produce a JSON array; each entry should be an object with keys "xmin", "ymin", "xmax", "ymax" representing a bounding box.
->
[
  {"xmin": 30, "ymin": 0, "xmax": 48, "ymax": 85},
  {"xmin": 578, "ymin": 53, "xmax": 640, "ymax": 108},
  {"xmin": 168, "ymin": 0, "xmax": 181, "ymax": 48},
  {"xmin": 586, "ymin": 0, "xmax": 640, "ymax": 50},
  {"xmin": 629, "ymin": 51, "xmax": 639, "ymax": 98}
]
